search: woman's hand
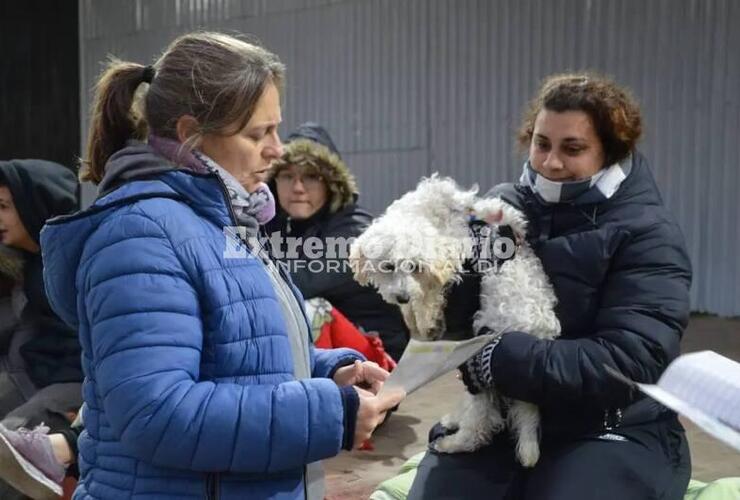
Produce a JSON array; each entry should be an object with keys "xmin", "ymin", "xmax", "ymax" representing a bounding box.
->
[
  {"xmin": 334, "ymin": 360, "xmax": 389, "ymax": 394},
  {"xmin": 353, "ymin": 387, "xmax": 406, "ymax": 447}
]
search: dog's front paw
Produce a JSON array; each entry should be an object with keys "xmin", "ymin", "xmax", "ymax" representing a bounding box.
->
[
  {"xmin": 439, "ymin": 413, "xmax": 459, "ymax": 432},
  {"xmin": 430, "ymin": 434, "xmax": 462, "ymax": 454},
  {"xmin": 516, "ymin": 439, "xmax": 540, "ymax": 467},
  {"xmin": 431, "ymin": 430, "xmax": 483, "ymax": 454}
]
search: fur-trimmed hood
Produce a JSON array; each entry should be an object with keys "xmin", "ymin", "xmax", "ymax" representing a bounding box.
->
[{"xmin": 269, "ymin": 123, "xmax": 358, "ymax": 213}]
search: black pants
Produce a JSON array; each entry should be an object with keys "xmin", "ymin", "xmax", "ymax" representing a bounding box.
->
[
  {"xmin": 408, "ymin": 416, "xmax": 691, "ymax": 500},
  {"xmin": 0, "ymin": 382, "xmax": 82, "ymax": 432}
]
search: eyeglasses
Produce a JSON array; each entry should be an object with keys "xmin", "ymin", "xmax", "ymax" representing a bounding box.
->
[{"xmin": 275, "ymin": 170, "xmax": 324, "ymax": 189}]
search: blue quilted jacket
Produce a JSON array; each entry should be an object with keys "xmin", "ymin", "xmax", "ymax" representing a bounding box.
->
[{"xmin": 40, "ymin": 146, "xmax": 363, "ymax": 499}]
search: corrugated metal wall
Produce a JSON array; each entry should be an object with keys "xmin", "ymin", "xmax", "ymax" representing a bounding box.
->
[
  {"xmin": 1, "ymin": 1, "xmax": 79, "ymax": 167},
  {"xmin": 79, "ymin": 0, "xmax": 740, "ymax": 316}
]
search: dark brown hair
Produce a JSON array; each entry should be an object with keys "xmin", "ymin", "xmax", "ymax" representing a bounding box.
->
[
  {"xmin": 81, "ymin": 32, "xmax": 286, "ymax": 184},
  {"xmin": 517, "ymin": 73, "xmax": 642, "ymax": 165}
]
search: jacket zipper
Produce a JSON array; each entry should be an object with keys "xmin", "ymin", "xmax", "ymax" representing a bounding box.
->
[
  {"xmin": 303, "ymin": 466, "xmax": 309, "ymax": 498},
  {"xmin": 205, "ymin": 472, "xmax": 220, "ymax": 499},
  {"xmin": 212, "ymin": 174, "xmax": 240, "ymax": 229},
  {"xmin": 203, "ymin": 176, "xmax": 232, "ymax": 500},
  {"xmin": 209, "ymin": 175, "xmax": 307, "ymax": 498}
]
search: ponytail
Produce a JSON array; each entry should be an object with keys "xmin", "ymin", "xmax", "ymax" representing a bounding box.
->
[
  {"xmin": 80, "ymin": 59, "xmax": 150, "ymax": 184},
  {"xmin": 80, "ymin": 33, "xmax": 285, "ymax": 184}
]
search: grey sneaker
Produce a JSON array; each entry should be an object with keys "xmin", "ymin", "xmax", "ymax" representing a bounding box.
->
[{"xmin": 0, "ymin": 423, "xmax": 64, "ymax": 499}]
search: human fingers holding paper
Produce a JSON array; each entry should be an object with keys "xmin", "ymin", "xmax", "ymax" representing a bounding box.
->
[
  {"xmin": 334, "ymin": 360, "xmax": 389, "ymax": 394},
  {"xmin": 353, "ymin": 387, "xmax": 406, "ymax": 447}
]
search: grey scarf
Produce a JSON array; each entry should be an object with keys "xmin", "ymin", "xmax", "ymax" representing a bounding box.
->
[{"xmin": 191, "ymin": 150, "xmax": 276, "ymax": 238}]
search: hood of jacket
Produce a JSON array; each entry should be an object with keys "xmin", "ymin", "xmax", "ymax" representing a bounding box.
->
[
  {"xmin": 0, "ymin": 159, "xmax": 78, "ymax": 246},
  {"xmin": 40, "ymin": 143, "xmax": 232, "ymax": 328},
  {"xmin": 268, "ymin": 123, "xmax": 358, "ymax": 215},
  {"xmin": 603, "ymin": 151, "xmax": 664, "ymax": 208},
  {"xmin": 96, "ymin": 140, "xmax": 192, "ymax": 196}
]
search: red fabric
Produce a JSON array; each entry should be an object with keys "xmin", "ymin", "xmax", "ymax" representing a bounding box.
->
[
  {"xmin": 314, "ymin": 308, "xmax": 396, "ymax": 371},
  {"xmin": 62, "ymin": 476, "xmax": 76, "ymax": 499}
]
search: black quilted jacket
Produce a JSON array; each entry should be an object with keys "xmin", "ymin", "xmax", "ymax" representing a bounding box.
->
[{"xmin": 462, "ymin": 151, "xmax": 692, "ymax": 435}]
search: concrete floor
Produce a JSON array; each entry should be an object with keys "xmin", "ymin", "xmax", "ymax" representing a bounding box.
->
[{"xmin": 324, "ymin": 315, "xmax": 740, "ymax": 499}]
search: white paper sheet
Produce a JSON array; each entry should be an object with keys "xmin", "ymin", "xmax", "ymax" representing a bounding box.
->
[
  {"xmin": 379, "ymin": 334, "xmax": 496, "ymax": 397},
  {"xmin": 638, "ymin": 383, "xmax": 740, "ymax": 452},
  {"xmin": 608, "ymin": 350, "xmax": 740, "ymax": 452}
]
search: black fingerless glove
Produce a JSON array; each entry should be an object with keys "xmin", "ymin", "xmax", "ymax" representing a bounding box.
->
[{"xmin": 459, "ymin": 335, "xmax": 502, "ymax": 394}]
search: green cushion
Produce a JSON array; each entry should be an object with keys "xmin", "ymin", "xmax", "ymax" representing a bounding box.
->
[
  {"xmin": 369, "ymin": 452, "xmax": 424, "ymax": 500},
  {"xmin": 684, "ymin": 478, "xmax": 740, "ymax": 500}
]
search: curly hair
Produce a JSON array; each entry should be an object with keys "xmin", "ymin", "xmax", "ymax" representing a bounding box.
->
[{"xmin": 517, "ymin": 73, "xmax": 642, "ymax": 165}]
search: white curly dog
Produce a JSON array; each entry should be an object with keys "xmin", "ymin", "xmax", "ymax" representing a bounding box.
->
[{"xmin": 350, "ymin": 176, "xmax": 560, "ymax": 466}]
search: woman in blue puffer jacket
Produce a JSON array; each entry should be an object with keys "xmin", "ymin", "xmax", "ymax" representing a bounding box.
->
[{"xmin": 40, "ymin": 32, "xmax": 404, "ymax": 500}]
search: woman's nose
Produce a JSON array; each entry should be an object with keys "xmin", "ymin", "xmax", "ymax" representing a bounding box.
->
[
  {"xmin": 291, "ymin": 177, "xmax": 306, "ymax": 192},
  {"xmin": 543, "ymin": 152, "xmax": 564, "ymax": 170},
  {"xmin": 264, "ymin": 131, "xmax": 283, "ymax": 160}
]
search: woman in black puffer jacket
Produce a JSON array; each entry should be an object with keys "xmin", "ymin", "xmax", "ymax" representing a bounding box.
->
[{"xmin": 410, "ymin": 73, "xmax": 692, "ymax": 500}]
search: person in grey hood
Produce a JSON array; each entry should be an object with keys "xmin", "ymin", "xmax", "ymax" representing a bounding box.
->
[{"xmin": 266, "ymin": 123, "xmax": 410, "ymax": 361}]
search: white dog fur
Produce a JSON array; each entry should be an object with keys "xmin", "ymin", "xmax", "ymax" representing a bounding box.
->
[{"xmin": 350, "ymin": 175, "xmax": 560, "ymax": 466}]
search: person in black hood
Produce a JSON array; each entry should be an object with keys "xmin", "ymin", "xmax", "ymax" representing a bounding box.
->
[
  {"xmin": 0, "ymin": 246, "xmax": 24, "ymax": 349},
  {"xmin": 265, "ymin": 123, "xmax": 410, "ymax": 361},
  {"xmin": 0, "ymin": 160, "xmax": 83, "ymax": 499}
]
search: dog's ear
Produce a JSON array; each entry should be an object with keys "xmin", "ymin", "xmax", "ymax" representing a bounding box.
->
[
  {"xmin": 427, "ymin": 260, "xmax": 457, "ymax": 289},
  {"xmin": 399, "ymin": 303, "xmax": 419, "ymax": 338},
  {"xmin": 349, "ymin": 241, "xmax": 370, "ymax": 285}
]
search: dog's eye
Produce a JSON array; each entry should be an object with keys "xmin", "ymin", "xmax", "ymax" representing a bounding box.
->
[{"xmin": 379, "ymin": 261, "xmax": 396, "ymax": 272}]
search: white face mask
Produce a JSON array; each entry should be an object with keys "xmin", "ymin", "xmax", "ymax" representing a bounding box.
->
[{"xmin": 520, "ymin": 155, "xmax": 632, "ymax": 205}]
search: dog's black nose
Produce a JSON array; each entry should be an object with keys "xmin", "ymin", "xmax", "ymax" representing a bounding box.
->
[{"xmin": 395, "ymin": 293, "xmax": 410, "ymax": 304}]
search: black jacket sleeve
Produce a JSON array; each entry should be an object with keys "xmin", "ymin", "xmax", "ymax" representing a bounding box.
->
[{"xmin": 490, "ymin": 220, "xmax": 692, "ymax": 409}]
